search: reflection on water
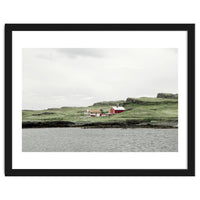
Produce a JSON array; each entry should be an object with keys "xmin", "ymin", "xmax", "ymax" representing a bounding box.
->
[{"xmin": 22, "ymin": 128, "xmax": 178, "ymax": 152}]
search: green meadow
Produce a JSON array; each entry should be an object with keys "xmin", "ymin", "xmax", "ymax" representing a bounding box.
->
[{"xmin": 22, "ymin": 97, "xmax": 178, "ymax": 124}]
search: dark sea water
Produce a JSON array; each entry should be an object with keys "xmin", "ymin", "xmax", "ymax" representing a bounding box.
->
[{"xmin": 22, "ymin": 128, "xmax": 178, "ymax": 152}]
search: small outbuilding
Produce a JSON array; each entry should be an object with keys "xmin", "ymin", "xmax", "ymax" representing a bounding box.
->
[
  {"xmin": 90, "ymin": 110, "xmax": 101, "ymax": 117},
  {"xmin": 110, "ymin": 106, "xmax": 125, "ymax": 114}
]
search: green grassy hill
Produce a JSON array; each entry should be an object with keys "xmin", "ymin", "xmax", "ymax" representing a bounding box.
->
[{"xmin": 22, "ymin": 97, "xmax": 178, "ymax": 124}]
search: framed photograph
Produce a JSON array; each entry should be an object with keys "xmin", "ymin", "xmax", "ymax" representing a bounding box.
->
[{"xmin": 5, "ymin": 24, "xmax": 195, "ymax": 176}]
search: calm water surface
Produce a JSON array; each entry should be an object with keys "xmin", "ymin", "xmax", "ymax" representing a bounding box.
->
[{"xmin": 22, "ymin": 128, "xmax": 178, "ymax": 152}]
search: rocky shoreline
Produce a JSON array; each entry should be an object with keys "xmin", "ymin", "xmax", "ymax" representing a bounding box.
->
[{"xmin": 22, "ymin": 120, "xmax": 178, "ymax": 129}]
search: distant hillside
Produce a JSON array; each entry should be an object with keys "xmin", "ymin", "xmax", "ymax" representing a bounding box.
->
[
  {"xmin": 124, "ymin": 97, "xmax": 177, "ymax": 105},
  {"xmin": 92, "ymin": 93, "xmax": 178, "ymax": 107},
  {"xmin": 92, "ymin": 100, "xmax": 125, "ymax": 107},
  {"xmin": 157, "ymin": 93, "xmax": 178, "ymax": 99}
]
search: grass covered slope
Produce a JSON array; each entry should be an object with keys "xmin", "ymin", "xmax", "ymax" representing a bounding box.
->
[{"xmin": 22, "ymin": 97, "xmax": 178, "ymax": 127}]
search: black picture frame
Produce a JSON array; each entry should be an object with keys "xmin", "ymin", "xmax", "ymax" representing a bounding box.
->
[{"xmin": 5, "ymin": 24, "xmax": 195, "ymax": 176}]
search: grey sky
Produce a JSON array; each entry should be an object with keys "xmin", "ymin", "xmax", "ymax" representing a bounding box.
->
[{"xmin": 22, "ymin": 48, "xmax": 178, "ymax": 110}]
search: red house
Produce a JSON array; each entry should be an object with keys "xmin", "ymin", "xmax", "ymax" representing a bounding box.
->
[{"xmin": 110, "ymin": 106, "xmax": 125, "ymax": 114}]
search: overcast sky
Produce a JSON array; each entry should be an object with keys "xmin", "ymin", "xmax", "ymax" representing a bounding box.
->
[{"xmin": 22, "ymin": 48, "xmax": 178, "ymax": 110}]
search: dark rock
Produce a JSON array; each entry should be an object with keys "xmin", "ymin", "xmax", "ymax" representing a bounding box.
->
[
  {"xmin": 22, "ymin": 120, "xmax": 178, "ymax": 129},
  {"xmin": 22, "ymin": 121, "xmax": 75, "ymax": 128}
]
